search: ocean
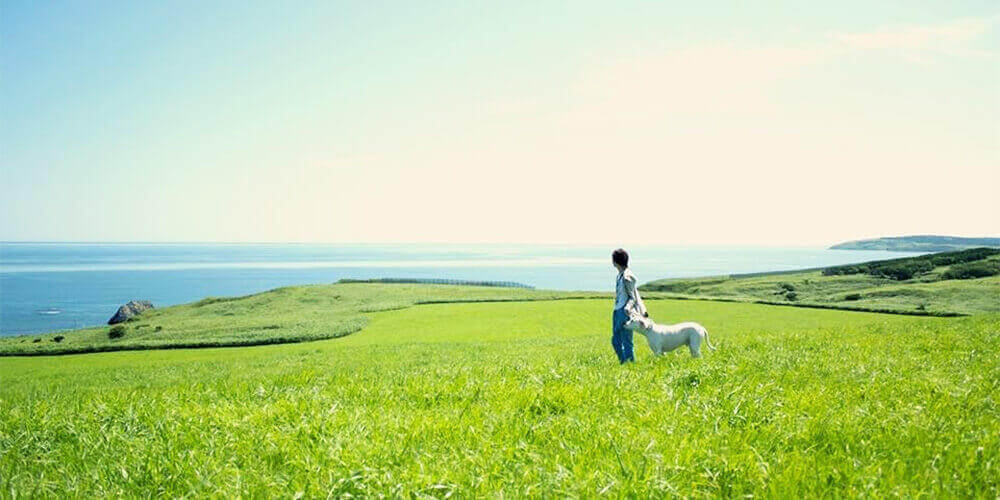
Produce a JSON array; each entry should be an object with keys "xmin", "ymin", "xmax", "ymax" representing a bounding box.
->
[{"xmin": 0, "ymin": 243, "xmax": 915, "ymax": 335}]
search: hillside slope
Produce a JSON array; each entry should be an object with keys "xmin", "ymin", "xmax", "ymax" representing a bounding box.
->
[{"xmin": 642, "ymin": 248, "xmax": 1000, "ymax": 315}]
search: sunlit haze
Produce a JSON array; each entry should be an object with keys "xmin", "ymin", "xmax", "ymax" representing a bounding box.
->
[{"xmin": 2, "ymin": 2, "xmax": 997, "ymax": 245}]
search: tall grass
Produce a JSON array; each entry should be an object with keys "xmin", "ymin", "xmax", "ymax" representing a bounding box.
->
[{"xmin": 2, "ymin": 299, "xmax": 997, "ymax": 497}]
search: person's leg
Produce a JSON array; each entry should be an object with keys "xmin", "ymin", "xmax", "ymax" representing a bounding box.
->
[
  {"xmin": 612, "ymin": 309, "xmax": 627, "ymax": 364},
  {"xmin": 622, "ymin": 323, "xmax": 635, "ymax": 362},
  {"xmin": 611, "ymin": 310, "xmax": 623, "ymax": 362}
]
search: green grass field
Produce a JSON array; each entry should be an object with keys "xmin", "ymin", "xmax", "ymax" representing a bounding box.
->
[{"xmin": 2, "ymin": 293, "xmax": 998, "ymax": 497}]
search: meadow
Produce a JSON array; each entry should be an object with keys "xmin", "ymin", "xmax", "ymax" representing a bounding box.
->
[{"xmin": 2, "ymin": 294, "xmax": 997, "ymax": 497}]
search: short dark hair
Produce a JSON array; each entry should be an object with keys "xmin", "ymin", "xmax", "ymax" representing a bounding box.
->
[{"xmin": 612, "ymin": 248, "xmax": 629, "ymax": 268}]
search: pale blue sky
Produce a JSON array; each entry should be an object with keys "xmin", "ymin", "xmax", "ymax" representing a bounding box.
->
[{"xmin": 2, "ymin": 1, "xmax": 997, "ymax": 244}]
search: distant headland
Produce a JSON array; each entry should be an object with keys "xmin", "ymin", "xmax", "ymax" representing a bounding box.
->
[{"xmin": 830, "ymin": 235, "xmax": 1000, "ymax": 252}]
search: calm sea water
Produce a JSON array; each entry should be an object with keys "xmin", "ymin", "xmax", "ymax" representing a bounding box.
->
[{"xmin": 0, "ymin": 243, "xmax": 915, "ymax": 335}]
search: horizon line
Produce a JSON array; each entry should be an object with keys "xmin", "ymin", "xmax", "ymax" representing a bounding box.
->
[
  {"xmin": 2, "ymin": 233, "xmax": 999, "ymax": 247},
  {"xmin": 1, "ymin": 240, "xmax": 845, "ymax": 247}
]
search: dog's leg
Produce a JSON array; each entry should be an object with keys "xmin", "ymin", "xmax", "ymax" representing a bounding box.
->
[
  {"xmin": 644, "ymin": 331, "xmax": 659, "ymax": 357},
  {"xmin": 688, "ymin": 333, "xmax": 702, "ymax": 358}
]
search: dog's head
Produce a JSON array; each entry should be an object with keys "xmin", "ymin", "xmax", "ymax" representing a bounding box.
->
[{"xmin": 623, "ymin": 314, "xmax": 653, "ymax": 333}]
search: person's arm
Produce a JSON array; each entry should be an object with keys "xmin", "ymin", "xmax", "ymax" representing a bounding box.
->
[
  {"xmin": 634, "ymin": 282, "xmax": 648, "ymax": 317},
  {"xmin": 624, "ymin": 273, "xmax": 648, "ymax": 317}
]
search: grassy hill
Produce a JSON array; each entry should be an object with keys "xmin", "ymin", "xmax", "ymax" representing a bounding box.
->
[
  {"xmin": 642, "ymin": 248, "xmax": 1000, "ymax": 316},
  {"xmin": 2, "ymin": 297, "xmax": 997, "ymax": 496},
  {"xmin": 0, "ymin": 283, "xmax": 604, "ymax": 356},
  {"xmin": 830, "ymin": 235, "xmax": 1000, "ymax": 252}
]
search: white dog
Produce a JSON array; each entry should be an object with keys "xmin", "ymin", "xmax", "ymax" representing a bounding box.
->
[{"xmin": 624, "ymin": 315, "xmax": 715, "ymax": 358}]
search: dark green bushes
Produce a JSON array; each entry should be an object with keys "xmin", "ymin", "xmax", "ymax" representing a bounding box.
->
[
  {"xmin": 923, "ymin": 247, "xmax": 1000, "ymax": 266},
  {"xmin": 845, "ymin": 293, "xmax": 862, "ymax": 301},
  {"xmin": 942, "ymin": 261, "xmax": 1000, "ymax": 280},
  {"xmin": 823, "ymin": 247, "xmax": 1000, "ymax": 280},
  {"xmin": 108, "ymin": 325, "xmax": 127, "ymax": 339},
  {"xmin": 873, "ymin": 262, "xmax": 935, "ymax": 280},
  {"xmin": 823, "ymin": 265, "xmax": 864, "ymax": 276},
  {"xmin": 772, "ymin": 282, "xmax": 798, "ymax": 300}
]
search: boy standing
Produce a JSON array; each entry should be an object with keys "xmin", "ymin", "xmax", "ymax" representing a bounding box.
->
[{"xmin": 611, "ymin": 248, "xmax": 647, "ymax": 364}]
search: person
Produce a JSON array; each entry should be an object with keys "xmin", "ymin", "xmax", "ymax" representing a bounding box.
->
[{"xmin": 611, "ymin": 248, "xmax": 648, "ymax": 364}]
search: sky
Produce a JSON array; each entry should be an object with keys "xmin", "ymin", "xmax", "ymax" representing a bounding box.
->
[{"xmin": 2, "ymin": 1, "xmax": 998, "ymax": 245}]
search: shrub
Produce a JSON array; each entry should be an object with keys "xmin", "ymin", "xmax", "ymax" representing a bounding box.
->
[
  {"xmin": 154, "ymin": 325, "xmax": 163, "ymax": 332},
  {"xmin": 53, "ymin": 335, "xmax": 65, "ymax": 343},
  {"xmin": 33, "ymin": 338, "xmax": 42, "ymax": 343},
  {"xmin": 108, "ymin": 325, "xmax": 127, "ymax": 339},
  {"xmin": 778, "ymin": 282, "xmax": 796, "ymax": 292},
  {"xmin": 784, "ymin": 291, "xmax": 798, "ymax": 301},
  {"xmin": 942, "ymin": 261, "xmax": 1000, "ymax": 280},
  {"xmin": 844, "ymin": 293, "xmax": 861, "ymax": 301}
]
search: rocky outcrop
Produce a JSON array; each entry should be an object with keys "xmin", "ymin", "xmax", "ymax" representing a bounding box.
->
[{"xmin": 108, "ymin": 300, "xmax": 154, "ymax": 324}]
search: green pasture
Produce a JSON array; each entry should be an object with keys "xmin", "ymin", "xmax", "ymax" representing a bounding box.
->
[{"xmin": 2, "ymin": 296, "xmax": 997, "ymax": 497}]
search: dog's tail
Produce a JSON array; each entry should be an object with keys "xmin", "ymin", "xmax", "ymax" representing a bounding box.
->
[{"xmin": 703, "ymin": 327, "xmax": 717, "ymax": 351}]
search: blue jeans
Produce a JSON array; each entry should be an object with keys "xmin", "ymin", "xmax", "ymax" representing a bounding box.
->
[{"xmin": 611, "ymin": 308, "xmax": 634, "ymax": 363}]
